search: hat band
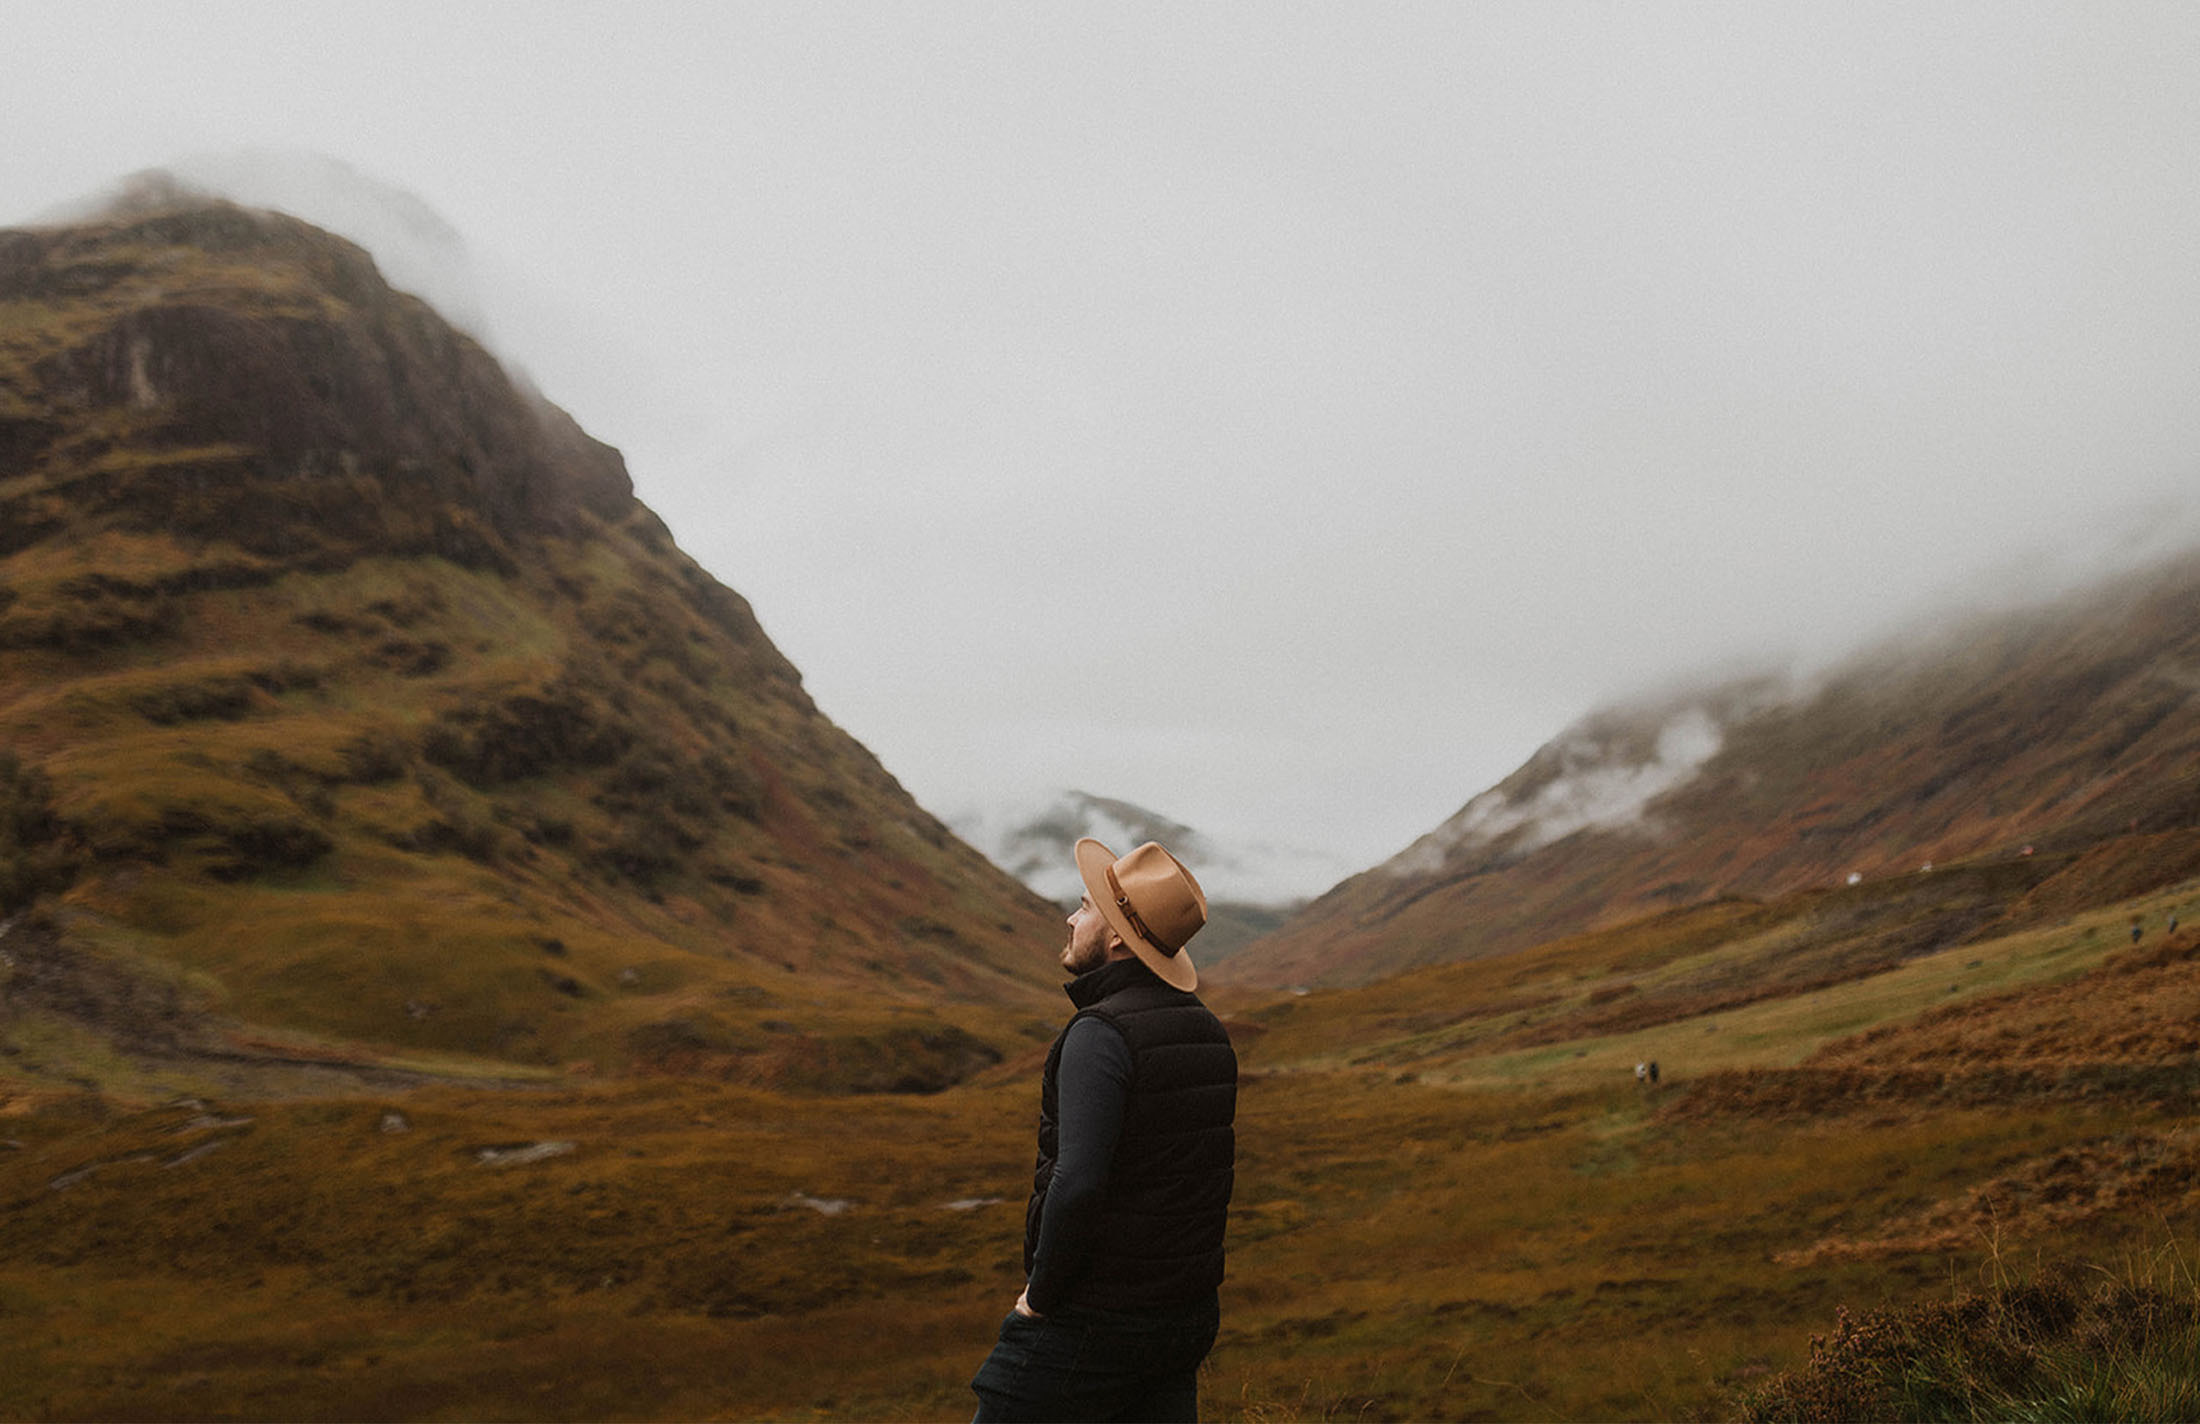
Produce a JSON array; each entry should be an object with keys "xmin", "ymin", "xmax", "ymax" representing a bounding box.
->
[{"xmin": 1105, "ymin": 865, "xmax": 1182, "ymax": 956}]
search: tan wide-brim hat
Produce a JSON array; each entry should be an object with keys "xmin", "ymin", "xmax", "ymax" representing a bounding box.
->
[{"xmin": 1075, "ymin": 837, "xmax": 1208, "ymax": 992}]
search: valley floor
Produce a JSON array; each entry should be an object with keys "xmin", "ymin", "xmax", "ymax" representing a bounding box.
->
[{"xmin": 6, "ymin": 875, "xmax": 2200, "ymax": 1420}]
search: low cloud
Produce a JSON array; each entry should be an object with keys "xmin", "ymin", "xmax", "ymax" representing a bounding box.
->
[
  {"xmin": 48, "ymin": 150, "xmax": 498, "ymax": 347},
  {"xmin": 1387, "ymin": 705, "xmax": 1727, "ymax": 878},
  {"xmin": 955, "ymin": 789, "xmax": 1356, "ymax": 906}
]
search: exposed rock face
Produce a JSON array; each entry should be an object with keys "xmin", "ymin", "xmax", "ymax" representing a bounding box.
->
[
  {"xmin": 0, "ymin": 198, "xmax": 1059, "ymax": 1089},
  {"xmin": 3, "ymin": 206, "xmax": 632, "ymax": 572}
]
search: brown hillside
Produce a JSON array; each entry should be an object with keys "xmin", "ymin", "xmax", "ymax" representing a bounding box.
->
[
  {"xmin": 1678, "ymin": 926, "xmax": 2200, "ymax": 1266},
  {"xmin": 0, "ymin": 199, "xmax": 1060, "ymax": 1096},
  {"xmin": 1225, "ymin": 555, "xmax": 2200, "ymax": 987}
]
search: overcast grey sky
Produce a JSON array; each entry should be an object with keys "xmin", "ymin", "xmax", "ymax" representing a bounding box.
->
[{"xmin": 7, "ymin": 3, "xmax": 2200, "ymax": 893}]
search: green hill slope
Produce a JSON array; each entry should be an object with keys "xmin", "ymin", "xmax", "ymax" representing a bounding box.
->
[
  {"xmin": 0, "ymin": 199, "xmax": 1059, "ymax": 1096},
  {"xmin": 1226, "ymin": 554, "xmax": 2200, "ymax": 987}
]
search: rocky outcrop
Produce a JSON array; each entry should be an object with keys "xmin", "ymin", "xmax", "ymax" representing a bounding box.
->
[{"xmin": 2, "ymin": 204, "xmax": 632, "ymax": 573}]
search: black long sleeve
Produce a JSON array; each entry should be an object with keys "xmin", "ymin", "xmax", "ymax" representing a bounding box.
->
[{"xmin": 1024, "ymin": 1015, "xmax": 1133, "ymax": 1314}]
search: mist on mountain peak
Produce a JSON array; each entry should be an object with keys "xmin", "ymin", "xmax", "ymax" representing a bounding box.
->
[
  {"xmin": 1386, "ymin": 703, "xmax": 1730, "ymax": 878},
  {"xmin": 46, "ymin": 150, "xmax": 498, "ymax": 349},
  {"xmin": 953, "ymin": 789, "xmax": 1353, "ymax": 907}
]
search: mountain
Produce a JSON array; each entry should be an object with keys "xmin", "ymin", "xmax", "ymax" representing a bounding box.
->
[
  {"xmin": 1221, "ymin": 550, "xmax": 2200, "ymax": 987},
  {"xmin": 0, "ymin": 196, "xmax": 1062, "ymax": 1093},
  {"xmin": 955, "ymin": 789, "xmax": 1351, "ymax": 901},
  {"xmin": 951, "ymin": 789, "xmax": 1350, "ymax": 964}
]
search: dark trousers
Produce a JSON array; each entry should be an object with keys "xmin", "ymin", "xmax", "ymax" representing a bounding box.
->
[{"xmin": 970, "ymin": 1294, "xmax": 1220, "ymax": 1423}]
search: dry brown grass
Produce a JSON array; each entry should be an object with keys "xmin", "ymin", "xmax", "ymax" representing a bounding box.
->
[{"xmin": 7, "ymin": 1026, "xmax": 2198, "ymax": 1420}]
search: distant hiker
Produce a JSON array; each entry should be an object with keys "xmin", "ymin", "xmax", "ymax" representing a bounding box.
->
[
  {"xmin": 2172, "ymin": 914, "xmax": 2181, "ymax": 935},
  {"xmin": 2132, "ymin": 920, "xmax": 2144, "ymax": 944},
  {"xmin": 1634, "ymin": 1061, "xmax": 1648, "ymax": 1084},
  {"xmin": 971, "ymin": 839, "xmax": 1236, "ymax": 1423},
  {"xmin": 1648, "ymin": 1060, "xmax": 1660, "ymax": 1085}
]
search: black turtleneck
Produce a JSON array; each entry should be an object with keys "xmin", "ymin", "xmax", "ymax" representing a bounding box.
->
[
  {"xmin": 1020, "ymin": 954, "xmax": 1236, "ymax": 1315},
  {"xmin": 1023, "ymin": 964, "xmax": 1138, "ymax": 1314}
]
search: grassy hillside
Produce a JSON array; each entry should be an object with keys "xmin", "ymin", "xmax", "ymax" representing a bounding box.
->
[
  {"xmin": 1230, "ymin": 555, "xmax": 2200, "ymax": 988},
  {"xmin": 0, "ymin": 201, "xmax": 1060, "ymax": 1096}
]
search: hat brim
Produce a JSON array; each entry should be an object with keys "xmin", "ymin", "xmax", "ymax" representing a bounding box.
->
[{"xmin": 1075, "ymin": 837, "xmax": 1199, "ymax": 992}]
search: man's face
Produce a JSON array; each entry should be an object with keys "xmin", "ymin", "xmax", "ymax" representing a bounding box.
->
[{"xmin": 1061, "ymin": 894, "xmax": 1119, "ymax": 975}]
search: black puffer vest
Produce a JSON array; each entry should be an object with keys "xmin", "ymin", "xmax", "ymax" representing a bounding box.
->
[{"xmin": 1023, "ymin": 957, "xmax": 1238, "ymax": 1310}]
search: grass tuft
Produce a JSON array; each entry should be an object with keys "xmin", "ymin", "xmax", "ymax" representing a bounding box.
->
[{"xmin": 1737, "ymin": 1251, "xmax": 2200, "ymax": 1422}]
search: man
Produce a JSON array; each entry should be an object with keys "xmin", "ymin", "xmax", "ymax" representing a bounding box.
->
[{"xmin": 970, "ymin": 838, "xmax": 1238, "ymax": 1423}]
